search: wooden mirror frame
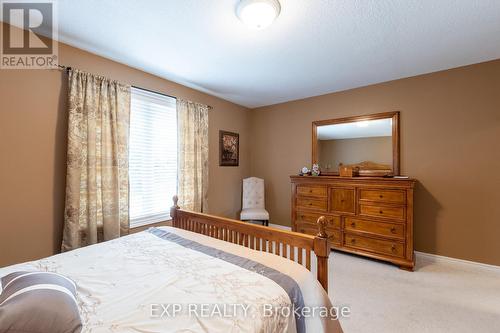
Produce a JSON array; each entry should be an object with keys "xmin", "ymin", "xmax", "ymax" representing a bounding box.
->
[{"xmin": 312, "ymin": 111, "xmax": 400, "ymax": 176}]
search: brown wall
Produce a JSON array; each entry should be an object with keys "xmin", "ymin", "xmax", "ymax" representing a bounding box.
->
[
  {"xmin": 251, "ymin": 59, "xmax": 500, "ymax": 266},
  {"xmin": 0, "ymin": 35, "xmax": 250, "ymax": 266},
  {"xmin": 318, "ymin": 136, "xmax": 392, "ymax": 172}
]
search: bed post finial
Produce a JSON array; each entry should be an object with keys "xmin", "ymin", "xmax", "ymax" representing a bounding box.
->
[
  {"xmin": 314, "ymin": 216, "xmax": 330, "ymax": 292},
  {"xmin": 171, "ymin": 195, "xmax": 180, "ymax": 225},
  {"xmin": 316, "ymin": 216, "xmax": 328, "ymax": 238}
]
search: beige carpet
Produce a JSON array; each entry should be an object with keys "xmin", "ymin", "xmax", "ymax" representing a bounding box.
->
[{"xmin": 328, "ymin": 252, "xmax": 500, "ymax": 333}]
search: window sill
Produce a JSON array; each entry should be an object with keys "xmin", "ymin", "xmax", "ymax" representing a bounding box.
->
[
  {"xmin": 130, "ymin": 212, "xmax": 172, "ymax": 228},
  {"xmin": 130, "ymin": 219, "xmax": 172, "ymax": 233}
]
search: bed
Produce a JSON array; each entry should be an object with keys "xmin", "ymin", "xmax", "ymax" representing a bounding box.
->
[{"xmin": 0, "ymin": 197, "xmax": 343, "ymax": 333}]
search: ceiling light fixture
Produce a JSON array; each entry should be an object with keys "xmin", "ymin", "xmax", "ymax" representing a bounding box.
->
[{"xmin": 236, "ymin": 0, "xmax": 281, "ymax": 30}]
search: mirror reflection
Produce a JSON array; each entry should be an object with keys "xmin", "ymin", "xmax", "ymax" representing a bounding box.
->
[{"xmin": 317, "ymin": 118, "xmax": 393, "ymax": 173}]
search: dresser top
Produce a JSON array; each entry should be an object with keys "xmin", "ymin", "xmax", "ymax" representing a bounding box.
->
[{"xmin": 290, "ymin": 175, "xmax": 416, "ymax": 186}]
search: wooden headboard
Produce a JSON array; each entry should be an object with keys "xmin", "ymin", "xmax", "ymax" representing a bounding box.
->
[{"xmin": 170, "ymin": 196, "xmax": 331, "ymax": 292}]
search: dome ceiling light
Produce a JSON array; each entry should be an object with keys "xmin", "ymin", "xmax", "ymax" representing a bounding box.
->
[{"xmin": 236, "ymin": 0, "xmax": 281, "ymax": 30}]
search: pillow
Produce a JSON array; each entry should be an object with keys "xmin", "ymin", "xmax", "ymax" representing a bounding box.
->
[{"xmin": 0, "ymin": 271, "xmax": 82, "ymax": 333}]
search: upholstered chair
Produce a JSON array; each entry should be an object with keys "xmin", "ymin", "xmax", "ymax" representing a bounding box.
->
[{"xmin": 240, "ymin": 177, "xmax": 269, "ymax": 226}]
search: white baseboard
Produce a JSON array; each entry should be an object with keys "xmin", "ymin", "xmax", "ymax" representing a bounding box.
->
[
  {"xmin": 267, "ymin": 223, "xmax": 500, "ymax": 272},
  {"xmin": 269, "ymin": 223, "xmax": 291, "ymax": 230},
  {"xmin": 415, "ymin": 251, "xmax": 500, "ymax": 272}
]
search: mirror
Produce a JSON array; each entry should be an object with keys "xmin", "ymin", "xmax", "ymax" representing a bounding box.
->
[{"xmin": 312, "ymin": 112, "xmax": 400, "ymax": 176}]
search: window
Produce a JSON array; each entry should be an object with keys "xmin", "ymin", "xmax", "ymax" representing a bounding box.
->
[{"xmin": 129, "ymin": 87, "xmax": 177, "ymax": 228}]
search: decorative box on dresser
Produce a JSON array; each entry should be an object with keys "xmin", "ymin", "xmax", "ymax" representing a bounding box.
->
[{"xmin": 291, "ymin": 175, "xmax": 416, "ymax": 270}]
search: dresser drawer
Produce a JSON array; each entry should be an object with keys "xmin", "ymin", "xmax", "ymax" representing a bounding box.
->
[
  {"xmin": 296, "ymin": 222, "xmax": 341, "ymax": 246},
  {"xmin": 327, "ymin": 228, "xmax": 341, "ymax": 246},
  {"xmin": 359, "ymin": 204, "xmax": 405, "ymax": 220},
  {"xmin": 296, "ymin": 197, "xmax": 327, "ymax": 211},
  {"xmin": 297, "ymin": 185, "xmax": 327, "ymax": 197},
  {"xmin": 345, "ymin": 217, "xmax": 404, "ymax": 239},
  {"xmin": 330, "ymin": 188, "xmax": 356, "ymax": 214},
  {"xmin": 296, "ymin": 211, "xmax": 340, "ymax": 229},
  {"xmin": 359, "ymin": 189, "xmax": 405, "ymax": 204},
  {"xmin": 344, "ymin": 233, "xmax": 404, "ymax": 258}
]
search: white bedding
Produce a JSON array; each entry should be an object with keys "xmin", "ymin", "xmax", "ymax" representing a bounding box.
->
[{"xmin": 0, "ymin": 227, "xmax": 342, "ymax": 333}]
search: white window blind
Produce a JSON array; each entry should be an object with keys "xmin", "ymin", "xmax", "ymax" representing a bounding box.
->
[{"xmin": 129, "ymin": 87, "xmax": 177, "ymax": 228}]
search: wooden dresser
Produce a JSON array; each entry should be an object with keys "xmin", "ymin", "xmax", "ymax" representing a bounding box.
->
[{"xmin": 291, "ymin": 175, "xmax": 416, "ymax": 270}]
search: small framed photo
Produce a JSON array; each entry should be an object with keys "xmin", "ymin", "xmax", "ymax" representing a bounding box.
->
[{"xmin": 219, "ymin": 130, "xmax": 239, "ymax": 166}]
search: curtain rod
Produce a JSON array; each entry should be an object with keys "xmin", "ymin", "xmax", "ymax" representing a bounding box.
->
[
  {"xmin": 57, "ymin": 65, "xmax": 213, "ymax": 110},
  {"xmin": 57, "ymin": 64, "xmax": 72, "ymax": 72},
  {"xmin": 132, "ymin": 86, "xmax": 213, "ymax": 110}
]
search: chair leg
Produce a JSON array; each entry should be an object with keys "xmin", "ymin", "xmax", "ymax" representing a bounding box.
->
[{"xmin": 263, "ymin": 220, "xmax": 269, "ymax": 227}]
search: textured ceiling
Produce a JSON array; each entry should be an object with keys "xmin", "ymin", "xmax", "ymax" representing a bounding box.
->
[{"xmin": 50, "ymin": 0, "xmax": 500, "ymax": 107}]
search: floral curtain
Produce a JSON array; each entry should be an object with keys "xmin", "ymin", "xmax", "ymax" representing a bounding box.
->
[
  {"xmin": 177, "ymin": 99, "xmax": 209, "ymax": 212},
  {"xmin": 62, "ymin": 69, "xmax": 131, "ymax": 251}
]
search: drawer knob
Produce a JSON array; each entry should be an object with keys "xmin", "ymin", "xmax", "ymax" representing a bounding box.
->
[
  {"xmin": 350, "ymin": 222, "xmax": 356, "ymax": 228},
  {"xmin": 379, "ymin": 210, "xmax": 384, "ymax": 214},
  {"xmin": 391, "ymin": 245, "xmax": 397, "ymax": 253},
  {"xmin": 390, "ymin": 227, "xmax": 396, "ymax": 233},
  {"xmin": 350, "ymin": 238, "xmax": 356, "ymax": 244},
  {"xmin": 309, "ymin": 190, "xmax": 313, "ymax": 193},
  {"xmin": 341, "ymin": 199, "xmax": 345, "ymax": 203},
  {"xmin": 379, "ymin": 195, "xmax": 383, "ymax": 198},
  {"xmin": 309, "ymin": 203, "xmax": 313, "ymax": 206}
]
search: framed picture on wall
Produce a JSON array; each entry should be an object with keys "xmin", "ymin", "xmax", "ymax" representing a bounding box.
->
[{"xmin": 219, "ymin": 130, "xmax": 239, "ymax": 166}]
